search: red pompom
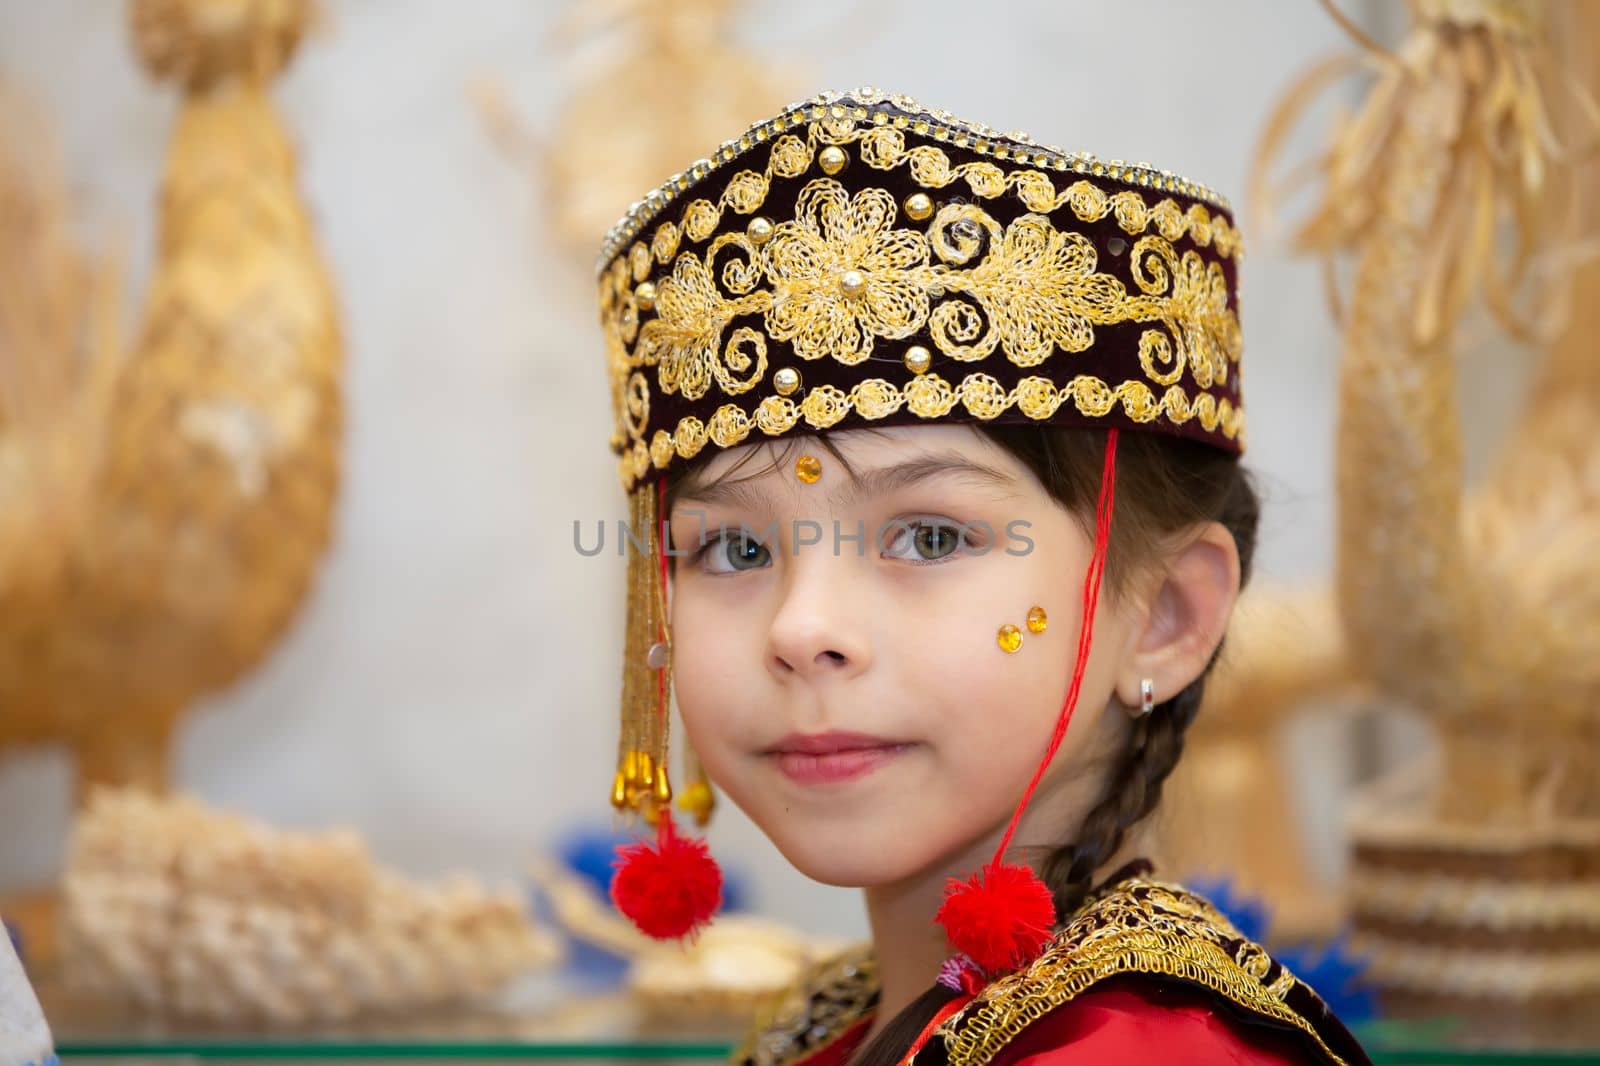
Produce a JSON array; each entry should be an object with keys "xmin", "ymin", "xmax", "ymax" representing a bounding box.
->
[
  {"xmin": 935, "ymin": 862, "xmax": 1056, "ymax": 974},
  {"xmin": 610, "ymin": 810, "xmax": 723, "ymax": 940}
]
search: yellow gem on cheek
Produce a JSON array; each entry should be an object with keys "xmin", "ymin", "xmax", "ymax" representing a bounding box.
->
[
  {"xmin": 997, "ymin": 624, "xmax": 1023, "ymax": 654},
  {"xmin": 1026, "ymin": 605, "xmax": 1048, "ymax": 633},
  {"xmin": 796, "ymin": 454, "xmax": 822, "ymax": 483}
]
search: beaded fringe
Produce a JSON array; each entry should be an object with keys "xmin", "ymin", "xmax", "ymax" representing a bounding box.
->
[{"xmin": 611, "ymin": 479, "xmax": 714, "ymax": 826}]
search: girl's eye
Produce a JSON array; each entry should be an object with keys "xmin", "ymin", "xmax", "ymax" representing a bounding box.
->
[
  {"xmin": 885, "ymin": 519, "xmax": 968, "ymax": 563},
  {"xmin": 702, "ymin": 531, "xmax": 772, "ymax": 574}
]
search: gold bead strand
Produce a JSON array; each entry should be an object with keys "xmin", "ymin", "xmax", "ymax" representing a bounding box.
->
[{"xmin": 678, "ymin": 735, "xmax": 717, "ymax": 828}]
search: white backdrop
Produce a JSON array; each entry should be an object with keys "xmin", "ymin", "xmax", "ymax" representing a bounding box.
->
[{"xmin": 0, "ymin": 0, "xmax": 1524, "ymax": 938}]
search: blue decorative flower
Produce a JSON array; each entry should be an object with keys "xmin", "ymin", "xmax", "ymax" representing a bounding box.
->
[
  {"xmin": 532, "ymin": 823, "xmax": 753, "ymax": 986},
  {"xmin": 1190, "ymin": 877, "xmax": 1378, "ymax": 1024}
]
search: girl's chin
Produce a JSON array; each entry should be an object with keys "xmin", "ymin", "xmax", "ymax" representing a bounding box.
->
[
  {"xmin": 767, "ymin": 830, "xmax": 951, "ymax": 889},
  {"xmin": 783, "ymin": 857, "xmax": 922, "ymax": 889}
]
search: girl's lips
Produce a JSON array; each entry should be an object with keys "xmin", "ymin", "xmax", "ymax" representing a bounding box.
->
[{"xmin": 767, "ymin": 741, "xmax": 912, "ymax": 785}]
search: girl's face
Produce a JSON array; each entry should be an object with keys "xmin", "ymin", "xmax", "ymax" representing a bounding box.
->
[{"xmin": 667, "ymin": 425, "xmax": 1148, "ymax": 890}]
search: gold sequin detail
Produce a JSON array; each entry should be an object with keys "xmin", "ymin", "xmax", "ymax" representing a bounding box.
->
[
  {"xmin": 634, "ymin": 281, "xmax": 657, "ymax": 311},
  {"xmin": 904, "ymin": 344, "xmax": 932, "ymax": 374},
  {"xmin": 1026, "ymin": 605, "xmax": 1048, "ymax": 633},
  {"xmin": 818, "ymin": 145, "xmax": 848, "ymax": 174},
  {"xmin": 795, "ymin": 454, "xmax": 822, "ymax": 483},
  {"xmin": 773, "ymin": 367, "xmax": 801, "ymax": 395},
  {"xmin": 904, "ymin": 191, "xmax": 934, "ymax": 220},
  {"xmin": 598, "ymin": 89, "xmax": 1234, "ymax": 271},
  {"xmin": 997, "ymin": 624, "xmax": 1023, "ymax": 653}
]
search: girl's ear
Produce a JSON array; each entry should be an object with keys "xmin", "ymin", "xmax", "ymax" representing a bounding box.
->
[{"xmin": 1114, "ymin": 522, "xmax": 1241, "ymax": 709}]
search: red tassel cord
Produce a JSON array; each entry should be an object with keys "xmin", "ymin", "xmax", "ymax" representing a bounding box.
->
[
  {"xmin": 612, "ymin": 476, "xmax": 724, "ymax": 941},
  {"xmin": 934, "ymin": 862, "xmax": 1057, "ymax": 974},
  {"xmin": 611, "ymin": 806, "xmax": 723, "ymax": 939},
  {"xmin": 936, "ymin": 430, "xmax": 1119, "ymax": 977}
]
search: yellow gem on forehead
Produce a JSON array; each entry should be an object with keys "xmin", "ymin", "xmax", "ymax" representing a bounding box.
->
[
  {"xmin": 1026, "ymin": 605, "xmax": 1048, "ymax": 633},
  {"xmin": 634, "ymin": 281, "xmax": 657, "ymax": 311},
  {"xmin": 997, "ymin": 624, "xmax": 1023, "ymax": 654},
  {"xmin": 796, "ymin": 454, "xmax": 823, "ymax": 484},
  {"xmin": 838, "ymin": 269, "xmax": 867, "ymax": 298},
  {"xmin": 747, "ymin": 216, "xmax": 774, "ymax": 244},
  {"xmin": 903, "ymin": 345, "xmax": 931, "ymax": 375},
  {"xmin": 904, "ymin": 192, "xmax": 934, "ymax": 221},
  {"xmin": 774, "ymin": 367, "xmax": 801, "ymax": 395},
  {"xmin": 818, "ymin": 145, "xmax": 848, "ymax": 175}
]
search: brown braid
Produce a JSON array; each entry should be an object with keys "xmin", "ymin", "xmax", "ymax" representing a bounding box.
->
[
  {"xmin": 1042, "ymin": 435, "xmax": 1259, "ymax": 918},
  {"xmin": 1041, "ymin": 669, "xmax": 1206, "ymax": 916}
]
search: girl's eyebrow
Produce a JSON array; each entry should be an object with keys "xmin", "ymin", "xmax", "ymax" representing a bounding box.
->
[
  {"xmin": 675, "ymin": 477, "xmax": 771, "ymax": 513},
  {"xmin": 830, "ymin": 453, "xmax": 1018, "ymax": 508},
  {"xmin": 676, "ymin": 452, "xmax": 1018, "ymax": 510}
]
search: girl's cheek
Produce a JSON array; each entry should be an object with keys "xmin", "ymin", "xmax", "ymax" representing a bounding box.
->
[{"xmin": 674, "ymin": 652, "xmax": 743, "ymax": 752}]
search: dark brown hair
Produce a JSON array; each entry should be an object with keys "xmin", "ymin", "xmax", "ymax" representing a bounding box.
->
[{"xmin": 665, "ymin": 424, "xmax": 1260, "ymax": 1066}]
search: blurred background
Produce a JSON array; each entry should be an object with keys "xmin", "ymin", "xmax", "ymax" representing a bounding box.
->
[
  {"xmin": 4, "ymin": 0, "xmax": 1469, "ymax": 934},
  {"xmin": 2, "ymin": 0, "xmax": 1590, "ymax": 1051}
]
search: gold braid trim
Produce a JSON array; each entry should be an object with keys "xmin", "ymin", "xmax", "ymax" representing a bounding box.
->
[
  {"xmin": 621, "ymin": 372, "xmax": 1241, "ymax": 488},
  {"xmin": 920, "ymin": 878, "xmax": 1350, "ymax": 1066}
]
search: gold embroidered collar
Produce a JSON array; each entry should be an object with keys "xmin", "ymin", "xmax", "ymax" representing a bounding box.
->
[
  {"xmin": 732, "ymin": 942, "xmax": 878, "ymax": 1066},
  {"xmin": 731, "ymin": 877, "xmax": 1361, "ymax": 1066}
]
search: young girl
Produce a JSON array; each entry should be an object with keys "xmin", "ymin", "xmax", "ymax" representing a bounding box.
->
[{"xmin": 595, "ymin": 89, "xmax": 1371, "ymax": 1066}]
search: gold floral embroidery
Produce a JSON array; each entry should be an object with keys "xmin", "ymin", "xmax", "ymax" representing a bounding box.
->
[
  {"xmin": 1127, "ymin": 234, "xmax": 1240, "ymax": 389},
  {"xmin": 635, "ymin": 238, "xmax": 773, "ymax": 401},
  {"xmin": 764, "ymin": 182, "xmax": 932, "ymax": 364},
  {"xmin": 929, "ymin": 206, "xmax": 1125, "ymax": 366}
]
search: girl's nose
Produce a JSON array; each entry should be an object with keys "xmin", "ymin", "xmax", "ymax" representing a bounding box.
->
[{"xmin": 765, "ymin": 561, "xmax": 872, "ymax": 682}]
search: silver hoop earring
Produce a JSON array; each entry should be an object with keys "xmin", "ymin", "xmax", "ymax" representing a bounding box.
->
[{"xmin": 1130, "ymin": 678, "xmax": 1155, "ymax": 718}]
